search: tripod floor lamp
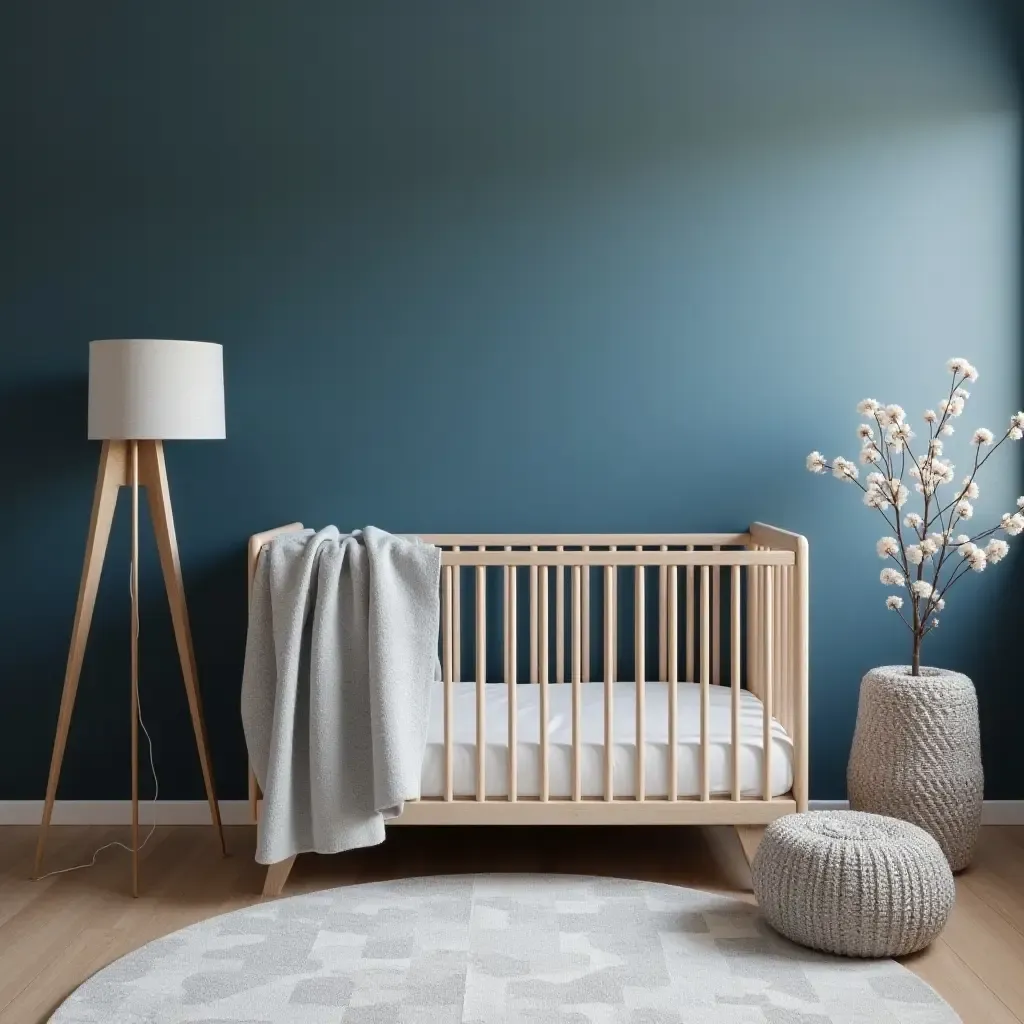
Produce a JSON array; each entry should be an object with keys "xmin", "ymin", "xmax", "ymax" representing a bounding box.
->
[{"xmin": 35, "ymin": 339, "xmax": 228, "ymax": 896}]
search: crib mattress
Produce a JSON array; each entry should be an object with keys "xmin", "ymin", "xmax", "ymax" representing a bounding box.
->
[{"xmin": 421, "ymin": 681, "xmax": 794, "ymax": 800}]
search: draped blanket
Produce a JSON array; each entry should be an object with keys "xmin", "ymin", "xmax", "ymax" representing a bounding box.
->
[{"xmin": 241, "ymin": 526, "xmax": 440, "ymax": 865}]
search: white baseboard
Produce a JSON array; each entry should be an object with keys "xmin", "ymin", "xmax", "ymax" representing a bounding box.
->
[
  {"xmin": 809, "ymin": 799, "xmax": 1024, "ymax": 826},
  {"xmin": 2, "ymin": 799, "xmax": 1022, "ymax": 826}
]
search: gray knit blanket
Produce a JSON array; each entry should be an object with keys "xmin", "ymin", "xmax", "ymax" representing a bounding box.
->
[{"xmin": 241, "ymin": 526, "xmax": 440, "ymax": 865}]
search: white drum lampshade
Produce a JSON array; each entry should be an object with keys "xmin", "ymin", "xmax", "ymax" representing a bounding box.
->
[{"xmin": 88, "ymin": 339, "xmax": 225, "ymax": 440}]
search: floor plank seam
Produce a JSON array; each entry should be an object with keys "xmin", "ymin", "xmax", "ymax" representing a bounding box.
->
[
  {"xmin": 936, "ymin": 933, "xmax": 1023, "ymax": 1023},
  {"xmin": 960, "ymin": 875, "xmax": 1024, "ymax": 944}
]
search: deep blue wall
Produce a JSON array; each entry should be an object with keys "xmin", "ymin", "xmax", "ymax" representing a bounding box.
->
[{"xmin": 1, "ymin": 1, "xmax": 1020, "ymax": 802}]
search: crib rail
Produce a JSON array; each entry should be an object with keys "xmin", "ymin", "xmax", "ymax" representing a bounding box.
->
[{"xmin": 246, "ymin": 524, "xmax": 808, "ymax": 827}]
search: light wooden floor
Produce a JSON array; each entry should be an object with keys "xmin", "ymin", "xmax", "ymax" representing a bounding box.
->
[{"xmin": 1, "ymin": 824, "xmax": 1022, "ymax": 1023}]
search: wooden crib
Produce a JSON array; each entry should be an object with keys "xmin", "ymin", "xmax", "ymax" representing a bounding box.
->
[{"xmin": 246, "ymin": 523, "xmax": 809, "ymax": 896}]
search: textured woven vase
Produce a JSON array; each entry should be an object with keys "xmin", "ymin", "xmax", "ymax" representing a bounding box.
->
[
  {"xmin": 848, "ymin": 666, "xmax": 983, "ymax": 871},
  {"xmin": 752, "ymin": 811, "xmax": 955, "ymax": 957}
]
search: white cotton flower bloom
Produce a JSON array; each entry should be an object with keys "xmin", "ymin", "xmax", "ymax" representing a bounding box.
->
[
  {"xmin": 931, "ymin": 617, "xmax": 940, "ymax": 629},
  {"xmin": 831, "ymin": 457, "xmax": 858, "ymax": 482},
  {"xmin": 969, "ymin": 548, "xmax": 988, "ymax": 572},
  {"xmin": 876, "ymin": 408, "xmax": 892, "ymax": 428},
  {"xmin": 864, "ymin": 488, "xmax": 889, "ymax": 510},
  {"xmin": 923, "ymin": 409, "xmax": 937, "ymax": 423},
  {"xmin": 904, "ymin": 512, "xmax": 923, "ymax": 530},
  {"xmin": 940, "ymin": 396, "xmax": 965, "ymax": 417},
  {"xmin": 877, "ymin": 537, "xmax": 900, "ymax": 558},
  {"xmin": 928, "ymin": 438, "xmax": 943, "ymax": 454},
  {"xmin": 940, "ymin": 424, "xmax": 954, "ymax": 437},
  {"xmin": 867, "ymin": 472, "xmax": 885, "ymax": 486},
  {"xmin": 806, "ymin": 451, "xmax": 827, "ymax": 474},
  {"xmin": 886, "ymin": 595, "xmax": 904, "ymax": 611},
  {"xmin": 885, "ymin": 404, "xmax": 905, "ymax": 424},
  {"xmin": 935, "ymin": 598, "xmax": 945, "ymax": 612},
  {"xmin": 892, "ymin": 483, "xmax": 910, "ymax": 508},
  {"xmin": 888, "ymin": 423, "xmax": 914, "ymax": 447},
  {"xmin": 1002, "ymin": 512, "xmax": 1024, "ymax": 536},
  {"xmin": 947, "ymin": 358, "xmax": 979, "ymax": 381},
  {"xmin": 859, "ymin": 447, "xmax": 881, "ymax": 465},
  {"xmin": 1017, "ymin": 496, "xmax": 1024, "ymax": 508},
  {"xmin": 880, "ymin": 568, "xmax": 905, "ymax": 586},
  {"xmin": 958, "ymin": 541, "xmax": 977, "ymax": 559},
  {"xmin": 920, "ymin": 537, "xmax": 939, "ymax": 556},
  {"xmin": 1010, "ymin": 427, "xmax": 1023, "ymax": 441},
  {"xmin": 857, "ymin": 399, "xmax": 881, "ymax": 415},
  {"xmin": 955, "ymin": 534, "xmax": 972, "ymax": 544},
  {"xmin": 857, "ymin": 424, "xmax": 874, "ymax": 440},
  {"xmin": 956, "ymin": 500, "xmax": 974, "ymax": 520},
  {"xmin": 954, "ymin": 387, "xmax": 971, "ymax": 400},
  {"xmin": 911, "ymin": 580, "xmax": 934, "ymax": 599},
  {"xmin": 959, "ymin": 478, "xmax": 979, "ymax": 500},
  {"xmin": 986, "ymin": 538, "xmax": 1009, "ymax": 563},
  {"xmin": 905, "ymin": 544, "xmax": 924, "ymax": 565},
  {"xmin": 971, "ymin": 428, "xmax": 994, "ymax": 446}
]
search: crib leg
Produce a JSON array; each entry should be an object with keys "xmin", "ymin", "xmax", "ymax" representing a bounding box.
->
[
  {"xmin": 734, "ymin": 825, "xmax": 765, "ymax": 871},
  {"xmin": 262, "ymin": 856, "xmax": 297, "ymax": 897}
]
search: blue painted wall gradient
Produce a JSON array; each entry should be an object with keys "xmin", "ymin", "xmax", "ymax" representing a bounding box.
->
[{"xmin": 1, "ymin": 1, "xmax": 1022, "ymax": 801}]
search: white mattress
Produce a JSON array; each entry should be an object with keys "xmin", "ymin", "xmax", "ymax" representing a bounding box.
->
[{"xmin": 421, "ymin": 681, "xmax": 794, "ymax": 800}]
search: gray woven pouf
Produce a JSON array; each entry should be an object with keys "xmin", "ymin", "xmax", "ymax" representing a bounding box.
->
[{"xmin": 752, "ymin": 811, "xmax": 955, "ymax": 958}]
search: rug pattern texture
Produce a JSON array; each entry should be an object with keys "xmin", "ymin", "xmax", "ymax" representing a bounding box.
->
[{"xmin": 53, "ymin": 874, "xmax": 959, "ymax": 1022}]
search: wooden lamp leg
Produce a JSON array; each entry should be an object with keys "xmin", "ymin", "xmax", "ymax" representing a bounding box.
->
[
  {"xmin": 140, "ymin": 441, "xmax": 227, "ymax": 855},
  {"xmin": 129, "ymin": 440, "xmax": 140, "ymax": 897},
  {"xmin": 35, "ymin": 441, "xmax": 127, "ymax": 879}
]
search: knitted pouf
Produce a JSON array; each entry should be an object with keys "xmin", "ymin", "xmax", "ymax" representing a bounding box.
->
[
  {"xmin": 848, "ymin": 666, "xmax": 983, "ymax": 871},
  {"xmin": 752, "ymin": 811, "xmax": 955, "ymax": 958}
]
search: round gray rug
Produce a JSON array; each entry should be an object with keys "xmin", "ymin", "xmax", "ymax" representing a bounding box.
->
[{"xmin": 54, "ymin": 874, "xmax": 960, "ymax": 1022}]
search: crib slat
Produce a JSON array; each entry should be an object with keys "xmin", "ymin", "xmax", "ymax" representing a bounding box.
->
[
  {"xmin": 635, "ymin": 551, "xmax": 645, "ymax": 802},
  {"xmin": 668, "ymin": 565, "xmax": 678, "ymax": 801},
  {"xmin": 763, "ymin": 566, "xmax": 774, "ymax": 801},
  {"xmin": 476, "ymin": 557, "xmax": 486, "ymax": 802},
  {"xmin": 685, "ymin": 546, "xmax": 694, "ymax": 681},
  {"xmin": 731, "ymin": 564, "xmax": 741, "ymax": 801},
  {"xmin": 609, "ymin": 546, "xmax": 618, "ymax": 683},
  {"xmin": 556, "ymin": 547, "xmax": 565, "ymax": 684},
  {"xmin": 508, "ymin": 558, "xmax": 518, "ymax": 802},
  {"xmin": 571, "ymin": 564, "xmax": 582, "ymax": 801},
  {"xmin": 453, "ymin": 547, "xmax": 461, "ymax": 683},
  {"xmin": 748, "ymin": 557, "xmax": 759, "ymax": 699},
  {"xmin": 778, "ymin": 565, "xmax": 786, "ymax": 733},
  {"xmin": 712, "ymin": 547, "xmax": 721, "ymax": 686},
  {"xmin": 659, "ymin": 547, "xmax": 667, "ymax": 681},
  {"xmin": 582, "ymin": 549, "xmax": 591, "ymax": 682},
  {"xmin": 539, "ymin": 565, "xmax": 550, "ymax": 802},
  {"xmin": 443, "ymin": 565, "xmax": 454, "ymax": 801},
  {"xmin": 530, "ymin": 547, "xmax": 538, "ymax": 684},
  {"xmin": 503, "ymin": 549, "xmax": 511, "ymax": 688},
  {"xmin": 773, "ymin": 564, "xmax": 781, "ymax": 727},
  {"xmin": 700, "ymin": 565, "xmax": 711, "ymax": 801},
  {"xmin": 788, "ymin": 566, "xmax": 794, "ymax": 731},
  {"xmin": 604, "ymin": 564, "xmax": 615, "ymax": 801}
]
